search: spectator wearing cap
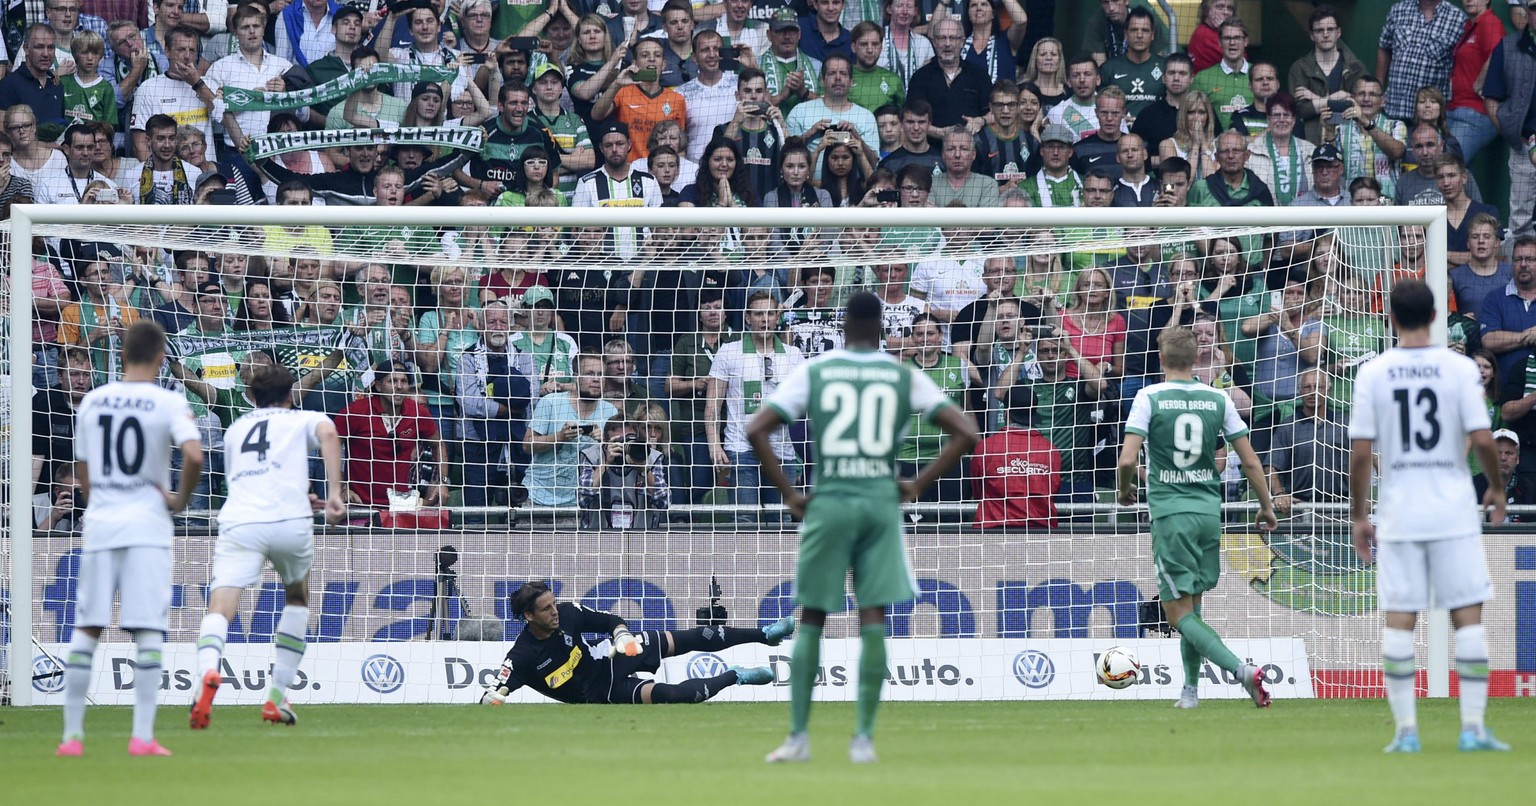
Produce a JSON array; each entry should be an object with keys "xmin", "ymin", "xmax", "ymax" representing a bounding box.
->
[
  {"xmin": 510, "ymin": 285, "xmax": 581, "ymax": 402},
  {"xmin": 759, "ymin": 8, "xmax": 821, "ymax": 114},
  {"xmin": 1023, "ymin": 123, "xmax": 1082, "ymax": 207},
  {"xmin": 906, "ymin": 18, "xmax": 989, "ymax": 133},
  {"xmin": 594, "ymin": 37, "xmax": 689, "ymax": 163},
  {"xmin": 302, "ymin": 4, "xmax": 368, "ymax": 114},
  {"xmin": 1238, "ymin": 94, "xmax": 1314, "ymax": 209},
  {"xmin": 457, "ymin": 82, "xmax": 562, "ymax": 199},
  {"xmin": 971, "ymin": 386, "xmax": 1060, "ymax": 528},
  {"xmin": 328, "ymin": 48, "xmax": 407, "ymax": 130},
  {"xmin": 572, "ymin": 120, "xmax": 663, "ymax": 257},
  {"xmin": 1289, "ymin": 143, "xmax": 1348, "ymax": 207},
  {"xmin": 337, "ymin": 360, "xmax": 451, "ymax": 508},
  {"xmin": 1474, "ymin": 428, "xmax": 1536, "ymax": 523},
  {"xmin": 529, "ymin": 61, "xmax": 595, "ymax": 196}
]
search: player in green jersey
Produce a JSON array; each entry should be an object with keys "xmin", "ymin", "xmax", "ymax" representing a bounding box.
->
[
  {"xmin": 1117, "ymin": 326, "xmax": 1278, "ymax": 709},
  {"xmin": 749, "ymin": 292, "xmax": 978, "ymax": 764}
]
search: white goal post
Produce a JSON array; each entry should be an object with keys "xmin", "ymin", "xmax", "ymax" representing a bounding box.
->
[{"xmin": 5, "ymin": 203, "xmax": 1452, "ymax": 706}]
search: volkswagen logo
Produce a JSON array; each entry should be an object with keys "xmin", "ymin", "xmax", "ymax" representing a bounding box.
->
[
  {"xmin": 32, "ymin": 655, "xmax": 65, "ymax": 693},
  {"xmin": 361, "ymin": 654, "xmax": 405, "ymax": 694},
  {"xmin": 1011, "ymin": 650, "xmax": 1055, "ymax": 689},
  {"xmin": 686, "ymin": 653, "xmax": 729, "ymax": 680}
]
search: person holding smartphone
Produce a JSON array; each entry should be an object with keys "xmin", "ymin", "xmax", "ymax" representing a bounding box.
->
[
  {"xmin": 594, "ymin": 37, "xmax": 689, "ymax": 162},
  {"xmin": 525, "ymin": 353, "xmax": 620, "ymax": 508}
]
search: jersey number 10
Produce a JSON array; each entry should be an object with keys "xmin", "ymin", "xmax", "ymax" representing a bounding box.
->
[
  {"xmin": 1392, "ymin": 388, "xmax": 1441, "ymax": 452},
  {"xmin": 97, "ymin": 414, "xmax": 146, "ymax": 477}
]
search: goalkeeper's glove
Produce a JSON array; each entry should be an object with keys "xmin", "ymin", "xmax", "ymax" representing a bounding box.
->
[
  {"xmin": 611, "ymin": 626, "xmax": 641, "ymax": 657},
  {"xmin": 480, "ymin": 687, "xmax": 507, "ymax": 706}
]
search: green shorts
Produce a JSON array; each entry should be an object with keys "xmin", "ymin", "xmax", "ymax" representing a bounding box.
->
[
  {"xmin": 795, "ymin": 495, "xmax": 916, "ymax": 613},
  {"xmin": 1151, "ymin": 512, "xmax": 1222, "ymax": 601}
]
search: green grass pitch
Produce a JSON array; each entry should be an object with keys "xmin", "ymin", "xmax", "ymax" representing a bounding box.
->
[{"xmin": 3, "ymin": 699, "xmax": 1530, "ymax": 805}]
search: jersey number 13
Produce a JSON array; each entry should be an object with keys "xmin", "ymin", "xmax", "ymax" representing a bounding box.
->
[{"xmin": 1392, "ymin": 388, "xmax": 1441, "ymax": 452}]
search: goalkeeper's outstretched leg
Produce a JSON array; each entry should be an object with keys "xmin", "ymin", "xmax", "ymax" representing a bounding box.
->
[{"xmin": 479, "ymin": 582, "xmax": 789, "ymax": 706}]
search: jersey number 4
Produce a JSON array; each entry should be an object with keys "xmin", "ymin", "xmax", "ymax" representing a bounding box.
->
[
  {"xmin": 1392, "ymin": 388, "xmax": 1441, "ymax": 452},
  {"xmin": 97, "ymin": 414, "xmax": 146, "ymax": 477},
  {"xmin": 240, "ymin": 420, "xmax": 271, "ymax": 462}
]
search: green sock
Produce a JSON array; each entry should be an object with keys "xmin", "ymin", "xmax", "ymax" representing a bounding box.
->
[
  {"xmin": 1175, "ymin": 611, "xmax": 1241, "ymax": 674},
  {"xmin": 1180, "ymin": 604, "xmax": 1203, "ymax": 688},
  {"xmin": 855, "ymin": 624, "xmax": 887, "ymax": 738},
  {"xmin": 788, "ymin": 623, "xmax": 822, "ymax": 735}
]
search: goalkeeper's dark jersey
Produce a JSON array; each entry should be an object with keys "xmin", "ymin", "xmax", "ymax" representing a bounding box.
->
[{"xmin": 497, "ymin": 603, "xmax": 627, "ymax": 704}]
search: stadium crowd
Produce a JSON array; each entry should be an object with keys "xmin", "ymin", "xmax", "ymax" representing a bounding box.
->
[{"xmin": 15, "ymin": 0, "xmax": 1536, "ymax": 528}]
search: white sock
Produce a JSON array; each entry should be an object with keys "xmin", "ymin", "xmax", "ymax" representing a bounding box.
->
[
  {"xmin": 197, "ymin": 613, "xmax": 229, "ymax": 676},
  {"xmin": 131, "ymin": 630, "xmax": 164, "ymax": 742},
  {"xmin": 61, "ymin": 631, "xmax": 99, "ymax": 742},
  {"xmin": 269, "ymin": 606, "xmax": 309, "ymax": 705},
  {"xmin": 1455, "ymin": 624, "xmax": 1489, "ymax": 732},
  {"xmin": 1382, "ymin": 627, "xmax": 1417, "ymax": 732}
]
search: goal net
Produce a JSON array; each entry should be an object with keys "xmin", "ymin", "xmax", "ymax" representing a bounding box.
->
[{"xmin": 5, "ymin": 203, "xmax": 1488, "ymax": 707}]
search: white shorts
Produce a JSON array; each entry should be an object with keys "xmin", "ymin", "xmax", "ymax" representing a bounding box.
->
[
  {"xmin": 210, "ymin": 518, "xmax": 314, "ymax": 590},
  {"xmin": 76, "ymin": 547, "xmax": 172, "ymax": 632},
  {"xmin": 1376, "ymin": 534, "xmax": 1494, "ymax": 613}
]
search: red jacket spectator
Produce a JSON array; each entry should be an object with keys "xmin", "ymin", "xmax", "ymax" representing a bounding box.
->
[
  {"xmin": 335, "ymin": 362, "xmax": 448, "ymax": 507},
  {"xmin": 971, "ymin": 425, "xmax": 1060, "ymax": 528}
]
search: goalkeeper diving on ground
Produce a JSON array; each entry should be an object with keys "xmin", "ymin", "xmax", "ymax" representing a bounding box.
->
[{"xmin": 480, "ymin": 582, "xmax": 795, "ymax": 705}]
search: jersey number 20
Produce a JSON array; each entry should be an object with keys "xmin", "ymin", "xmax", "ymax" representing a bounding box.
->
[
  {"xmin": 821, "ymin": 381, "xmax": 898, "ymax": 456},
  {"xmin": 1392, "ymin": 388, "xmax": 1441, "ymax": 452}
]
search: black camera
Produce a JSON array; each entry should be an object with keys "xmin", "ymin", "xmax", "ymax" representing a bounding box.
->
[
  {"xmin": 696, "ymin": 576, "xmax": 728, "ymax": 627},
  {"xmin": 624, "ymin": 434, "xmax": 647, "ymax": 464},
  {"xmin": 1138, "ymin": 597, "xmax": 1172, "ymax": 637}
]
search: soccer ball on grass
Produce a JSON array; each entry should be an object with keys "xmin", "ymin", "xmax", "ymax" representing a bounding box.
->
[{"xmin": 1096, "ymin": 646, "xmax": 1141, "ymax": 690}]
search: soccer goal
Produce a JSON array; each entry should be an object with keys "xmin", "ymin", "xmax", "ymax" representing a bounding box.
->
[{"xmin": 4, "ymin": 202, "xmax": 1475, "ymax": 707}]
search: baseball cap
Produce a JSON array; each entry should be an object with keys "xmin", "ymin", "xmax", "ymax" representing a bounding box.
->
[
  {"xmin": 1494, "ymin": 428, "xmax": 1520, "ymax": 447},
  {"xmin": 1311, "ymin": 143, "xmax": 1342, "ymax": 164},
  {"xmin": 522, "ymin": 285, "xmax": 555, "ymax": 307},
  {"xmin": 333, "ymin": 5, "xmax": 363, "ymax": 23},
  {"xmin": 595, "ymin": 119, "xmax": 630, "ymax": 142},
  {"xmin": 1039, "ymin": 123, "xmax": 1076, "ymax": 146},
  {"xmin": 1006, "ymin": 385, "xmax": 1037, "ymax": 428},
  {"xmin": 195, "ymin": 170, "xmax": 229, "ymax": 191},
  {"xmin": 770, "ymin": 8, "xmax": 799, "ymax": 31},
  {"xmin": 195, "ymin": 280, "xmax": 224, "ymax": 296},
  {"xmin": 531, "ymin": 62, "xmax": 566, "ymax": 84},
  {"xmin": 411, "ymin": 81, "xmax": 444, "ymax": 99}
]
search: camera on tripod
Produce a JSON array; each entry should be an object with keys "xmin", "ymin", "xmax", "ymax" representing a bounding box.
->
[{"xmin": 696, "ymin": 576, "xmax": 728, "ymax": 627}]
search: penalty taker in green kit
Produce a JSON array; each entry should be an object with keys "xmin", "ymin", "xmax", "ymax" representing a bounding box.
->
[
  {"xmin": 1117, "ymin": 327, "xmax": 1278, "ymax": 710},
  {"xmin": 747, "ymin": 291, "xmax": 979, "ymax": 764}
]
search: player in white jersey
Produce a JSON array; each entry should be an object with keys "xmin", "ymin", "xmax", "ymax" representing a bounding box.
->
[
  {"xmin": 59, "ymin": 322, "xmax": 204, "ymax": 758},
  {"xmin": 190, "ymin": 364, "xmax": 345, "ymax": 729},
  {"xmin": 1348, "ymin": 279, "xmax": 1510, "ymax": 753}
]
